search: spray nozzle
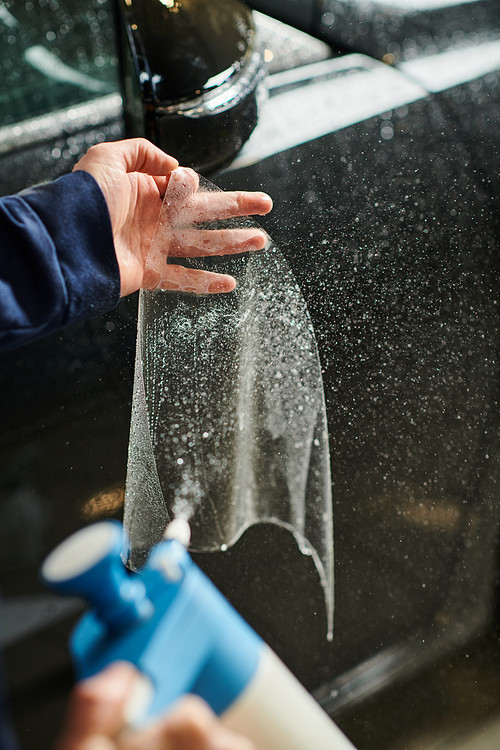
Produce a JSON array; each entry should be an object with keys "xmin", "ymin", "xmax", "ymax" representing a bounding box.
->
[
  {"xmin": 40, "ymin": 520, "xmax": 153, "ymax": 631},
  {"xmin": 163, "ymin": 518, "xmax": 191, "ymax": 548}
]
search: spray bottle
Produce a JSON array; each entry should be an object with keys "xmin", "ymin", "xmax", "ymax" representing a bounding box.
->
[{"xmin": 40, "ymin": 519, "xmax": 356, "ymax": 750}]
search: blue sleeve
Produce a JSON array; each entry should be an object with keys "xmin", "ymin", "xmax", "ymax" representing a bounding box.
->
[
  {"xmin": 0, "ymin": 170, "xmax": 121, "ymax": 351},
  {"xmin": 0, "ymin": 653, "xmax": 19, "ymax": 750}
]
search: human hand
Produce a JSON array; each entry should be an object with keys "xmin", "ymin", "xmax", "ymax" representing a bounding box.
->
[
  {"xmin": 54, "ymin": 662, "xmax": 255, "ymax": 750},
  {"xmin": 73, "ymin": 138, "xmax": 272, "ymax": 297}
]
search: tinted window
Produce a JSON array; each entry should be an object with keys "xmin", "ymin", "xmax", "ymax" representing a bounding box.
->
[{"xmin": 0, "ymin": 0, "xmax": 119, "ymax": 126}]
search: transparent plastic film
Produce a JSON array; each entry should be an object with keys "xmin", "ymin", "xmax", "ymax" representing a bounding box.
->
[{"xmin": 123, "ymin": 169, "xmax": 334, "ymax": 637}]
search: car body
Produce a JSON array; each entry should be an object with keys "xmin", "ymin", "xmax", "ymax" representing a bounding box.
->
[{"xmin": 0, "ymin": 1, "xmax": 499, "ymax": 748}]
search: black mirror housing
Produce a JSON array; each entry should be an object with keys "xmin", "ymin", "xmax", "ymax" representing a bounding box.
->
[{"xmin": 116, "ymin": 0, "xmax": 266, "ymax": 173}]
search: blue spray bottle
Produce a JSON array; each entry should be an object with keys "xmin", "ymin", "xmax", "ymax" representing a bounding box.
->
[{"xmin": 40, "ymin": 519, "xmax": 356, "ymax": 749}]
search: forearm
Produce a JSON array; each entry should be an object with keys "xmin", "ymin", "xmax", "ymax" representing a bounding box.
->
[{"xmin": 0, "ymin": 171, "xmax": 120, "ymax": 351}]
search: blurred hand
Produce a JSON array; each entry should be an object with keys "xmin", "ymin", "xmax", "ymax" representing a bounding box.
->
[
  {"xmin": 73, "ymin": 138, "xmax": 272, "ymax": 296},
  {"xmin": 54, "ymin": 662, "xmax": 255, "ymax": 750}
]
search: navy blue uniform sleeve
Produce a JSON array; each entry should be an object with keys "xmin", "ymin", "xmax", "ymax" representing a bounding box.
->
[
  {"xmin": 0, "ymin": 170, "xmax": 120, "ymax": 351},
  {"xmin": 0, "ymin": 654, "xmax": 19, "ymax": 750}
]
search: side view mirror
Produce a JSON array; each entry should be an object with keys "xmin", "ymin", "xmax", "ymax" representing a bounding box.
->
[{"xmin": 115, "ymin": 0, "xmax": 267, "ymax": 173}]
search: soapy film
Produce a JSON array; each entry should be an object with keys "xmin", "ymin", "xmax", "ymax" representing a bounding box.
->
[{"xmin": 124, "ymin": 175, "xmax": 334, "ymax": 637}]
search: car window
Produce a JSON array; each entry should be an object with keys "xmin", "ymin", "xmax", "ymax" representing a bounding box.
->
[{"xmin": 0, "ymin": 0, "xmax": 119, "ymax": 127}]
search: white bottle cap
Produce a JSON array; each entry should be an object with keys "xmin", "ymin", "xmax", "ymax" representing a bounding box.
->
[{"xmin": 163, "ymin": 518, "xmax": 191, "ymax": 548}]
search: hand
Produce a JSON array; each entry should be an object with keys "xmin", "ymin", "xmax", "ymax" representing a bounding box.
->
[
  {"xmin": 73, "ymin": 138, "xmax": 272, "ymax": 296},
  {"xmin": 54, "ymin": 662, "xmax": 255, "ymax": 750}
]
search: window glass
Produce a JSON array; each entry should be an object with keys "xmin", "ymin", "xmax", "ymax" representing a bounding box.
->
[{"xmin": 0, "ymin": 0, "xmax": 119, "ymax": 126}]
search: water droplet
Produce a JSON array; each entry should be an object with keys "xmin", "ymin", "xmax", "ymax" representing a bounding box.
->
[{"xmin": 381, "ymin": 121, "xmax": 394, "ymax": 140}]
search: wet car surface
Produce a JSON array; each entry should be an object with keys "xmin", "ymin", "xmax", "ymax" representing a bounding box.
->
[{"xmin": 1, "ymin": 1, "xmax": 499, "ymax": 749}]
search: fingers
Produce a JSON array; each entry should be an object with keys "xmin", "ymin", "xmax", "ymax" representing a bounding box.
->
[
  {"xmin": 186, "ymin": 190, "xmax": 273, "ymax": 224},
  {"xmin": 164, "ymin": 168, "xmax": 272, "ymax": 224},
  {"xmin": 144, "ymin": 265, "xmax": 237, "ymax": 295},
  {"xmin": 54, "ymin": 663, "xmax": 136, "ymax": 750},
  {"xmin": 54, "ymin": 665, "xmax": 255, "ymax": 750},
  {"xmin": 168, "ymin": 228, "xmax": 268, "ymax": 257},
  {"xmin": 121, "ymin": 695, "xmax": 255, "ymax": 750},
  {"xmin": 152, "ymin": 168, "xmax": 271, "ymax": 265}
]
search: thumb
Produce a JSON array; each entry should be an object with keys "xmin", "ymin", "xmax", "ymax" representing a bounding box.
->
[
  {"xmin": 73, "ymin": 139, "xmax": 178, "ymax": 181},
  {"xmin": 105, "ymin": 138, "xmax": 178, "ymax": 176}
]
